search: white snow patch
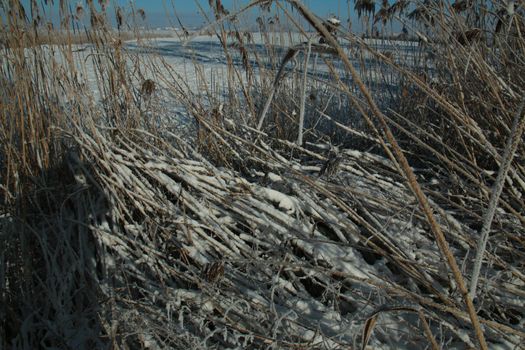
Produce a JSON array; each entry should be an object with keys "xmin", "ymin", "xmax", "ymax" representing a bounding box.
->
[
  {"xmin": 255, "ymin": 187, "xmax": 299, "ymax": 215},
  {"xmin": 267, "ymin": 172, "xmax": 283, "ymax": 182}
]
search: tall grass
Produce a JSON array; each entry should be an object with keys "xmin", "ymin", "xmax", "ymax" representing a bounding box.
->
[{"xmin": 1, "ymin": 0, "xmax": 524, "ymax": 349}]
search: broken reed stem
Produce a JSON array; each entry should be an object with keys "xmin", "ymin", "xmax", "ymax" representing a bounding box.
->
[
  {"xmin": 418, "ymin": 309, "xmax": 440, "ymax": 350},
  {"xmin": 257, "ymin": 44, "xmax": 302, "ymax": 130},
  {"xmin": 297, "ymin": 37, "xmax": 312, "ymax": 146},
  {"xmin": 257, "ymin": 85, "xmax": 276, "ymax": 130},
  {"xmin": 284, "ymin": 0, "xmax": 488, "ymax": 348},
  {"xmin": 470, "ymin": 98, "xmax": 525, "ymax": 299}
]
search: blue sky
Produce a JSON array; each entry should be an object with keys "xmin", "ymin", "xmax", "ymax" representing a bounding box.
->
[
  {"xmin": 16, "ymin": 1, "xmax": 394, "ymax": 31},
  {"xmin": 132, "ymin": 1, "xmax": 351, "ymax": 17},
  {"xmin": 20, "ymin": 1, "xmax": 352, "ymax": 16},
  {"xmin": 127, "ymin": 0, "xmax": 355, "ymax": 28}
]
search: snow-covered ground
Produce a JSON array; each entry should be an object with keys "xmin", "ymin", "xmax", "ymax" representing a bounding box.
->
[
  {"xmin": 4, "ymin": 29, "xmax": 523, "ymax": 350},
  {"xmin": 19, "ymin": 32, "xmax": 421, "ymax": 100}
]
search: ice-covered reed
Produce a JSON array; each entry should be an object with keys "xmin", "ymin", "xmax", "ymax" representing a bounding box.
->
[{"xmin": 2, "ymin": 1, "xmax": 524, "ymax": 349}]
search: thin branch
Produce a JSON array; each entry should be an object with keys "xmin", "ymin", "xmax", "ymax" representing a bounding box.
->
[{"xmin": 470, "ymin": 98, "xmax": 525, "ymax": 298}]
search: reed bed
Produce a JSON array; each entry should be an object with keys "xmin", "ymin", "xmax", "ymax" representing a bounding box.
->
[{"xmin": 1, "ymin": 0, "xmax": 524, "ymax": 349}]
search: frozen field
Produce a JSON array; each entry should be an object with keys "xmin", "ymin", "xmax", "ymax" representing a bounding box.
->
[
  {"xmin": 3, "ymin": 24, "xmax": 524, "ymax": 349},
  {"xmin": 1, "ymin": 31, "xmax": 423, "ymax": 140},
  {"xmin": 21, "ymin": 32, "xmax": 423, "ymax": 101}
]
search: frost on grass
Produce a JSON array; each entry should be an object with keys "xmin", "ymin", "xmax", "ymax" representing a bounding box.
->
[
  {"xmin": 20, "ymin": 127, "xmax": 516, "ymax": 350},
  {"xmin": 3, "ymin": 9, "xmax": 524, "ymax": 348}
]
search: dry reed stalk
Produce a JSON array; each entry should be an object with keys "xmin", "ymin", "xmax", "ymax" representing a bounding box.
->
[
  {"xmin": 470, "ymin": 98, "xmax": 525, "ymax": 298},
  {"xmin": 3, "ymin": 1, "xmax": 524, "ymax": 348},
  {"xmin": 361, "ymin": 306, "xmax": 440, "ymax": 350},
  {"xmin": 417, "ymin": 309, "xmax": 440, "ymax": 350},
  {"xmin": 297, "ymin": 37, "xmax": 312, "ymax": 146},
  {"xmin": 282, "ymin": 0, "xmax": 488, "ymax": 348}
]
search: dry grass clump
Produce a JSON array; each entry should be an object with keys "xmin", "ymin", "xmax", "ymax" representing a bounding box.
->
[{"xmin": 1, "ymin": 0, "xmax": 525, "ymax": 349}]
